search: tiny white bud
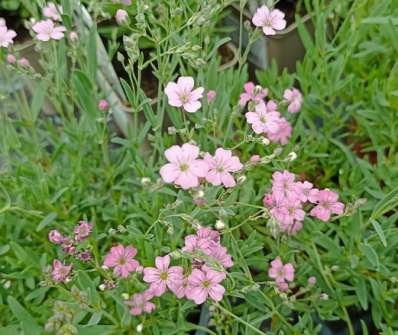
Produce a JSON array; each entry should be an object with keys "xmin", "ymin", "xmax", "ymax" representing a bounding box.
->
[
  {"xmin": 261, "ymin": 137, "xmax": 270, "ymax": 145},
  {"xmin": 141, "ymin": 177, "xmax": 151, "ymax": 186},
  {"xmin": 136, "ymin": 324, "xmax": 143, "ymax": 333},
  {"xmin": 287, "ymin": 152, "xmax": 297, "ymax": 162},
  {"xmin": 167, "ymin": 126, "xmax": 176, "ymax": 134},
  {"xmin": 196, "ymin": 190, "xmax": 204, "ymax": 198},
  {"xmin": 320, "ymin": 293, "xmax": 329, "ymax": 300},
  {"xmin": 3, "ymin": 280, "xmax": 11, "ymax": 289},
  {"xmin": 237, "ymin": 175, "xmax": 246, "ymax": 184},
  {"xmin": 99, "ymin": 284, "xmax": 106, "ymax": 291},
  {"xmin": 121, "ymin": 293, "xmax": 130, "ymax": 300},
  {"xmin": 215, "ymin": 220, "xmax": 225, "ymax": 230},
  {"xmin": 101, "ymin": 265, "xmax": 109, "ymax": 270}
]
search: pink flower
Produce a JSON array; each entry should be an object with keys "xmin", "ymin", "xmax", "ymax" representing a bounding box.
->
[
  {"xmin": 267, "ymin": 117, "xmax": 292, "ymax": 145},
  {"xmin": 18, "ymin": 58, "xmax": 30, "ymax": 68},
  {"xmin": 210, "ymin": 245, "xmax": 233, "ymax": 268},
  {"xmin": 170, "ymin": 276, "xmax": 189, "ymax": 298},
  {"xmin": 284, "ymin": 88, "xmax": 303, "ymax": 113},
  {"xmin": 239, "ymin": 82, "xmax": 268, "ymax": 107},
  {"xmin": 159, "ymin": 143, "xmax": 208, "ymax": 189},
  {"xmin": 250, "ymin": 155, "xmax": 261, "ymax": 164},
  {"xmin": 245, "ymin": 100, "xmax": 281, "ymax": 135},
  {"xmin": 98, "ymin": 99, "xmax": 109, "ymax": 111},
  {"xmin": 69, "ymin": 31, "xmax": 78, "ymax": 42},
  {"xmin": 263, "ymin": 193, "xmax": 274, "ymax": 207},
  {"xmin": 197, "ymin": 227, "xmax": 220, "ymax": 243},
  {"xmin": 115, "ymin": 9, "xmax": 129, "ymax": 25},
  {"xmin": 52, "ymin": 259, "xmax": 72, "ymax": 283},
  {"xmin": 32, "ymin": 20, "xmax": 66, "ymax": 41},
  {"xmin": 207, "ymin": 90, "xmax": 217, "ymax": 103},
  {"xmin": 61, "ymin": 237, "xmax": 76, "ymax": 255},
  {"xmin": 74, "ymin": 221, "xmax": 93, "ymax": 241},
  {"xmin": 270, "ymin": 199, "xmax": 305, "ymax": 228},
  {"xmin": 0, "ymin": 25, "xmax": 16, "ymax": 47},
  {"xmin": 252, "ymin": 6, "xmax": 287, "ymax": 36},
  {"xmin": 125, "ymin": 290, "xmax": 156, "ymax": 316},
  {"xmin": 164, "ymin": 76, "xmax": 204, "ymax": 113},
  {"xmin": 268, "ymin": 257, "xmax": 294, "ymax": 291},
  {"xmin": 6, "ymin": 54, "xmax": 16, "ymax": 63},
  {"xmin": 308, "ymin": 276, "xmax": 317, "ymax": 285},
  {"xmin": 103, "ymin": 245, "xmax": 140, "ymax": 278},
  {"xmin": 186, "ymin": 268, "xmax": 226, "ymax": 304},
  {"xmin": 310, "ymin": 189, "xmax": 344, "ymax": 222},
  {"xmin": 48, "ymin": 230, "xmax": 63, "ymax": 244},
  {"xmin": 43, "ymin": 2, "xmax": 62, "ymax": 21},
  {"xmin": 271, "ymin": 170, "xmax": 299, "ymax": 202},
  {"xmin": 143, "ymin": 255, "xmax": 184, "ymax": 297},
  {"xmin": 295, "ymin": 181, "xmax": 318, "ymax": 203},
  {"xmin": 204, "ymin": 148, "xmax": 243, "ymax": 188}
]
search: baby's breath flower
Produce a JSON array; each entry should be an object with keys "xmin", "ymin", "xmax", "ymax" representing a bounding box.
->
[{"xmin": 215, "ymin": 220, "xmax": 225, "ymax": 230}]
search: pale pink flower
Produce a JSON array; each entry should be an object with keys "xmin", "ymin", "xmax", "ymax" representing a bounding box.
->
[
  {"xmin": 52, "ymin": 259, "xmax": 72, "ymax": 283},
  {"xmin": 160, "ymin": 143, "xmax": 208, "ymax": 189},
  {"xmin": 6, "ymin": 54, "xmax": 16, "ymax": 63},
  {"xmin": 18, "ymin": 58, "xmax": 30, "ymax": 68},
  {"xmin": 252, "ymin": 6, "xmax": 287, "ymax": 36},
  {"xmin": 32, "ymin": 20, "xmax": 66, "ymax": 41},
  {"xmin": 197, "ymin": 227, "xmax": 220, "ymax": 243},
  {"xmin": 239, "ymin": 82, "xmax": 268, "ymax": 107},
  {"xmin": 250, "ymin": 155, "xmax": 261, "ymax": 164},
  {"xmin": 284, "ymin": 88, "xmax": 303, "ymax": 113},
  {"xmin": 204, "ymin": 148, "xmax": 243, "ymax": 188},
  {"xmin": 125, "ymin": 290, "xmax": 156, "ymax": 316},
  {"xmin": 0, "ymin": 25, "xmax": 16, "ymax": 47},
  {"xmin": 207, "ymin": 90, "xmax": 217, "ymax": 103},
  {"xmin": 309, "ymin": 189, "xmax": 344, "ymax": 222},
  {"xmin": 268, "ymin": 257, "xmax": 294, "ymax": 291},
  {"xmin": 267, "ymin": 117, "xmax": 292, "ymax": 145},
  {"xmin": 143, "ymin": 255, "xmax": 184, "ymax": 297},
  {"xmin": 98, "ymin": 99, "xmax": 109, "ymax": 111},
  {"xmin": 295, "ymin": 181, "xmax": 318, "ymax": 203},
  {"xmin": 48, "ymin": 230, "xmax": 63, "ymax": 244},
  {"xmin": 170, "ymin": 277, "xmax": 189, "ymax": 298},
  {"xmin": 245, "ymin": 100, "xmax": 281, "ymax": 135},
  {"xmin": 210, "ymin": 245, "xmax": 233, "ymax": 268},
  {"xmin": 271, "ymin": 170, "xmax": 299, "ymax": 202},
  {"xmin": 270, "ymin": 199, "xmax": 305, "ymax": 228},
  {"xmin": 186, "ymin": 268, "xmax": 226, "ymax": 304},
  {"xmin": 115, "ymin": 9, "xmax": 129, "ymax": 25},
  {"xmin": 103, "ymin": 245, "xmax": 140, "ymax": 278},
  {"xmin": 164, "ymin": 76, "xmax": 204, "ymax": 113},
  {"xmin": 308, "ymin": 276, "xmax": 317, "ymax": 285},
  {"xmin": 43, "ymin": 2, "xmax": 62, "ymax": 21},
  {"xmin": 74, "ymin": 221, "xmax": 93, "ymax": 241}
]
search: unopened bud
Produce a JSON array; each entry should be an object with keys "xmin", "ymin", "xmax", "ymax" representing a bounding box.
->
[
  {"xmin": 261, "ymin": 137, "xmax": 270, "ymax": 145},
  {"xmin": 141, "ymin": 177, "xmax": 151, "ymax": 186},
  {"xmin": 215, "ymin": 220, "xmax": 225, "ymax": 230},
  {"xmin": 121, "ymin": 293, "xmax": 129, "ymax": 300},
  {"xmin": 136, "ymin": 324, "xmax": 143, "ymax": 333},
  {"xmin": 286, "ymin": 152, "xmax": 297, "ymax": 162},
  {"xmin": 237, "ymin": 175, "xmax": 246, "ymax": 184},
  {"xmin": 99, "ymin": 284, "xmax": 106, "ymax": 291}
]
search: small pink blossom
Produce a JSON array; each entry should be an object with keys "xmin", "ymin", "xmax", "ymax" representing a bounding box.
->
[
  {"xmin": 210, "ymin": 245, "xmax": 233, "ymax": 268},
  {"xmin": 250, "ymin": 155, "xmax": 261, "ymax": 164},
  {"xmin": 263, "ymin": 193, "xmax": 274, "ymax": 207},
  {"xmin": 52, "ymin": 259, "xmax": 72, "ymax": 283},
  {"xmin": 245, "ymin": 100, "xmax": 281, "ymax": 135},
  {"xmin": 125, "ymin": 290, "xmax": 156, "ymax": 316},
  {"xmin": 160, "ymin": 143, "xmax": 208, "ymax": 189},
  {"xmin": 6, "ymin": 54, "xmax": 16, "ymax": 64},
  {"xmin": 170, "ymin": 276, "xmax": 189, "ymax": 298},
  {"xmin": 48, "ymin": 230, "xmax": 63, "ymax": 244},
  {"xmin": 186, "ymin": 268, "xmax": 226, "ymax": 304},
  {"xmin": 43, "ymin": 2, "xmax": 62, "ymax": 21},
  {"xmin": 74, "ymin": 221, "xmax": 93, "ymax": 241},
  {"xmin": 207, "ymin": 90, "xmax": 217, "ymax": 103},
  {"xmin": 271, "ymin": 170, "xmax": 299, "ymax": 202},
  {"xmin": 69, "ymin": 31, "xmax": 78, "ymax": 42},
  {"xmin": 270, "ymin": 199, "xmax": 305, "ymax": 228},
  {"xmin": 143, "ymin": 255, "xmax": 184, "ymax": 297},
  {"xmin": 115, "ymin": 9, "xmax": 129, "ymax": 25},
  {"xmin": 252, "ymin": 6, "xmax": 287, "ymax": 36},
  {"xmin": 295, "ymin": 181, "xmax": 318, "ymax": 203},
  {"xmin": 239, "ymin": 82, "xmax": 268, "ymax": 107},
  {"xmin": 61, "ymin": 237, "xmax": 76, "ymax": 255},
  {"xmin": 284, "ymin": 88, "xmax": 303, "ymax": 113},
  {"xmin": 98, "ymin": 99, "xmax": 109, "ymax": 111},
  {"xmin": 32, "ymin": 20, "xmax": 66, "ymax": 41},
  {"xmin": 310, "ymin": 189, "xmax": 344, "ymax": 222},
  {"xmin": 308, "ymin": 276, "xmax": 317, "ymax": 285},
  {"xmin": 104, "ymin": 245, "xmax": 140, "ymax": 278},
  {"xmin": 164, "ymin": 76, "xmax": 204, "ymax": 113},
  {"xmin": 18, "ymin": 58, "xmax": 30, "ymax": 68},
  {"xmin": 267, "ymin": 117, "xmax": 292, "ymax": 145},
  {"xmin": 268, "ymin": 257, "xmax": 294, "ymax": 291},
  {"xmin": 0, "ymin": 25, "xmax": 16, "ymax": 48},
  {"xmin": 204, "ymin": 148, "xmax": 243, "ymax": 188}
]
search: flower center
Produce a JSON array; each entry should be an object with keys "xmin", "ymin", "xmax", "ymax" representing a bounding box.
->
[
  {"xmin": 216, "ymin": 165, "xmax": 224, "ymax": 172},
  {"xmin": 260, "ymin": 116, "xmax": 267, "ymax": 123},
  {"xmin": 179, "ymin": 163, "xmax": 189, "ymax": 172},
  {"xmin": 118, "ymin": 257, "xmax": 126, "ymax": 266},
  {"xmin": 160, "ymin": 272, "xmax": 168, "ymax": 280},
  {"xmin": 179, "ymin": 92, "xmax": 189, "ymax": 104},
  {"xmin": 202, "ymin": 280, "xmax": 210, "ymax": 288}
]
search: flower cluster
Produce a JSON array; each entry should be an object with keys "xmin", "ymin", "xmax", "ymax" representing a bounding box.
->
[
  {"xmin": 241, "ymin": 82, "xmax": 302, "ymax": 145},
  {"xmin": 48, "ymin": 221, "xmax": 94, "ymax": 282},
  {"xmin": 32, "ymin": 3, "xmax": 66, "ymax": 41},
  {"xmin": 263, "ymin": 171, "xmax": 345, "ymax": 234},
  {"xmin": 160, "ymin": 143, "xmax": 242, "ymax": 189}
]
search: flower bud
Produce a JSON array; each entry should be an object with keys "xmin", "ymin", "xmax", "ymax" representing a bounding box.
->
[
  {"xmin": 98, "ymin": 99, "xmax": 109, "ymax": 111},
  {"xmin": 215, "ymin": 220, "xmax": 225, "ymax": 230},
  {"xmin": 115, "ymin": 9, "xmax": 129, "ymax": 25},
  {"xmin": 121, "ymin": 293, "xmax": 129, "ymax": 300},
  {"xmin": 136, "ymin": 324, "xmax": 143, "ymax": 333},
  {"xmin": 49, "ymin": 230, "xmax": 63, "ymax": 244},
  {"xmin": 308, "ymin": 276, "xmax": 317, "ymax": 285},
  {"xmin": 261, "ymin": 137, "xmax": 270, "ymax": 145},
  {"xmin": 286, "ymin": 152, "xmax": 297, "ymax": 162},
  {"xmin": 69, "ymin": 31, "xmax": 78, "ymax": 42},
  {"xmin": 6, "ymin": 54, "xmax": 16, "ymax": 64}
]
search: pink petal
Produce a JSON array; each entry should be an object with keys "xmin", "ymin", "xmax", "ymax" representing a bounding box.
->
[
  {"xmin": 183, "ymin": 100, "xmax": 201, "ymax": 113},
  {"xmin": 160, "ymin": 163, "xmax": 180, "ymax": 183},
  {"xmin": 177, "ymin": 76, "xmax": 194, "ymax": 92},
  {"xmin": 143, "ymin": 267, "xmax": 160, "ymax": 283},
  {"xmin": 175, "ymin": 171, "xmax": 199, "ymax": 189},
  {"xmin": 208, "ymin": 284, "xmax": 225, "ymax": 301},
  {"xmin": 164, "ymin": 145, "xmax": 182, "ymax": 163},
  {"xmin": 155, "ymin": 255, "xmax": 170, "ymax": 271},
  {"xmin": 221, "ymin": 173, "xmax": 236, "ymax": 188},
  {"xmin": 190, "ymin": 87, "xmax": 204, "ymax": 100}
]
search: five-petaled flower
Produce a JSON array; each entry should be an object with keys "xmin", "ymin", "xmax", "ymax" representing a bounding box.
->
[
  {"xmin": 104, "ymin": 244, "xmax": 140, "ymax": 278},
  {"xmin": 252, "ymin": 5, "xmax": 287, "ymax": 36},
  {"xmin": 32, "ymin": 20, "xmax": 66, "ymax": 41},
  {"xmin": 165, "ymin": 76, "xmax": 204, "ymax": 113}
]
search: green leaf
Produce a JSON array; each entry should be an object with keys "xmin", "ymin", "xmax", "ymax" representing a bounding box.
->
[
  {"xmin": 369, "ymin": 218, "xmax": 387, "ymax": 247},
  {"xmin": 359, "ymin": 243, "xmax": 379, "ymax": 269},
  {"xmin": 355, "ymin": 277, "xmax": 368, "ymax": 310},
  {"xmin": 36, "ymin": 212, "xmax": 58, "ymax": 232},
  {"xmin": 87, "ymin": 26, "xmax": 98, "ymax": 83},
  {"xmin": 7, "ymin": 296, "xmax": 42, "ymax": 335},
  {"xmin": 370, "ymin": 186, "xmax": 398, "ymax": 220}
]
